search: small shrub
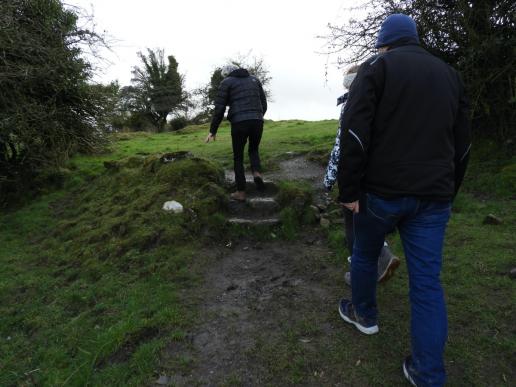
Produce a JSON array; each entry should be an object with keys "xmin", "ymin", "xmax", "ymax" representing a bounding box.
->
[{"xmin": 169, "ymin": 117, "xmax": 188, "ymax": 131}]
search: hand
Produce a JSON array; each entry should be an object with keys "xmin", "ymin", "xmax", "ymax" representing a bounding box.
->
[
  {"xmin": 340, "ymin": 200, "xmax": 360, "ymax": 214},
  {"xmin": 205, "ymin": 133, "xmax": 216, "ymax": 143}
]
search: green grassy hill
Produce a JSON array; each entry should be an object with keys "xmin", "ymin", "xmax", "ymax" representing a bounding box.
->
[{"xmin": 0, "ymin": 120, "xmax": 514, "ymax": 385}]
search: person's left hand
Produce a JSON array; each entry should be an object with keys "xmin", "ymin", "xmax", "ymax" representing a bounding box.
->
[
  {"xmin": 205, "ymin": 133, "xmax": 216, "ymax": 143},
  {"xmin": 340, "ymin": 200, "xmax": 359, "ymax": 213}
]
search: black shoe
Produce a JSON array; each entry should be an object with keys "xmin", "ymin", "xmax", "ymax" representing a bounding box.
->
[
  {"xmin": 338, "ymin": 299, "xmax": 379, "ymax": 335},
  {"xmin": 253, "ymin": 175, "xmax": 265, "ymax": 191},
  {"xmin": 403, "ymin": 356, "xmax": 418, "ymax": 386}
]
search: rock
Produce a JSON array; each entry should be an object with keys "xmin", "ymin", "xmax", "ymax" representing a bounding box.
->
[
  {"xmin": 310, "ymin": 204, "xmax": 320, "ymax": 212},
  {"xmin": 228, "ymin": 217, "xmax": 281, "ymax": 226},
  {"xmin": 327, "ymin": 209, "xmax": 343, "ymax": 219},
  {"xmin": 509, "ymin": 268, "xmax": 516, "ymax": 279},
  {"xmin": 320, "ymin": 218, "xmax": 331, "ymax": 229},
  {"xmin": 308, "ymin": 205, "xmax": 321, "ymax": 220},
  {"xmin": 315, "ymin": 203, "xmax": 327, "ymax": 212},
  {"xmin": 162, "ymin": 200, "xmax": 184, "ymax": 213},
  {"xmin": 160, "ymin": 151, "xmax": 192, "ymax": 163},
  {"xmin": 247, "ymin": 197, "xmax": 280, "ymax": 214},
  {"xmin": 305, "ymin": 236, "xmax": 318, "ymax": 245},
  {"xmin": 483, "ymin": 214, "xmax": 503, "ymax": 225}
]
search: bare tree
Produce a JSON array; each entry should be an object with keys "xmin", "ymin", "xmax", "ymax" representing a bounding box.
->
[{"xmin": 320, "ymin": 0, "xmax": 516, "ymax": 140}]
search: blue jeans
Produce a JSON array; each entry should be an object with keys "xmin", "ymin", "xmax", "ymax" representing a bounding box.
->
[{"xmin": 351, "ymin": 193, "xmax": 451, "ymax": 387}]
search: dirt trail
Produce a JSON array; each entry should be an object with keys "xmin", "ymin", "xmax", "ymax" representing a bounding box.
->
[
  {"xmin": 156, "ymin": 156, "xmax": 349, "ymax": 386},
  {"xmin": 158, "ymin": 236, "xmax": 342, "ymax": 386}
]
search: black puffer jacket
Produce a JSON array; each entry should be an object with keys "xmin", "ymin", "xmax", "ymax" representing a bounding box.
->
[
  {"xmin": 337, "ymin": 44, "xmax": 471, "ymax": 203},
  {"xmin": 210, "ymin": 69, "xmax": 267, "ymax": 135}
]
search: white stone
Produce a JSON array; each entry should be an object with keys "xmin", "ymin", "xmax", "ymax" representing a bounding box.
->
[{"xmin": 162, "ymin": 200, "xmax": 184, "ymax": 213}]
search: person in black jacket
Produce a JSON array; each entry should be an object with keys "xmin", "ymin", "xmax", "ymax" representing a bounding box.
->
[
  {"xmin": 336, "ymin": 14, "xmax": 471, "ymax": 387},
  {"xmin": 206, "ymin": 64, "xmax": 268, "ymax": 201},
  {"xmin": 324, "ymin": 65, "xmax": 400, "ymax": 287}
]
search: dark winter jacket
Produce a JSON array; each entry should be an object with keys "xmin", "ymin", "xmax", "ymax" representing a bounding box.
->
[
  {"xmin": 210, "ymin": 69, "xmax": 267, "ymax": 135},
  {"xmin": 337, "ymin": 44, "xmax": 471, "ymax": 203}
]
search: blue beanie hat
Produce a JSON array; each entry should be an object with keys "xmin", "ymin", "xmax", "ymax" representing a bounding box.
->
[{"xmin": 375, "ymin": 14, "xmax": 419, "ymax": 49}]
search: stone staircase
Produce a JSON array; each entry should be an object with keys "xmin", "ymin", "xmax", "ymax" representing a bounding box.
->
[{"xmin": 226, "ymin": 176, "xmax": 282, "ymax": 227}]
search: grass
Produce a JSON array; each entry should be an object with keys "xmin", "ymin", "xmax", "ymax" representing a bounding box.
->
[
  {"xmin": 67, "ymin": 120, "xmax": 337, "ymax": 182},
  {"xmin": 0, "ymin": 153, "xmax": 228, "ymax": 385},
  {"xmin": 261, "ymin": 190, "xmax": 515, "ymax": 385},
  {"xmin": 1, "ymin": 119, "xmax": 515, "ymax": 385}
]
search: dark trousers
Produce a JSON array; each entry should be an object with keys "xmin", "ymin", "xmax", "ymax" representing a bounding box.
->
[
  {"xmin": 231, "ymin": 120, "xmax": 263, "ymax": 191},
  {"xmin": 344, "ymin": 208, "xmax": 354, "ymax": 255}
]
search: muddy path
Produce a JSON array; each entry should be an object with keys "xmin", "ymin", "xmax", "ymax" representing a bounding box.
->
[
  {"xmin": 157, "ymin": 233, "xmax": 349, "ymax": 386},
  {"xmin": 154, "ymin": 156, "xmax": 365, "ymax": 386}
]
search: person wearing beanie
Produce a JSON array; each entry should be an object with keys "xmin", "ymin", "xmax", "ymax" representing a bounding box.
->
[
  {"xmin": 206, "ymin": 65, "xmax": 268, "ymax": 201},
  {"xmin": 324, "ymin": 64, "xmax": 400, "ymax": 287},
  {"xmin": 375, "ymin": 13, "xmax": 420, "ymax": 49},
  {"xmin": 336, "ymin": 13, "xmax": 471, "ymax": 387}
]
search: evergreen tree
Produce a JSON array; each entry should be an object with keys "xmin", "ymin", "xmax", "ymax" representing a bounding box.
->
[{"xmin": 126, "ymin": 49, "xmax": 186, "ymax": 132}]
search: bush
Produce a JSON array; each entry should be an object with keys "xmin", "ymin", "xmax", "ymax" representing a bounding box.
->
[
  {"xmin": 0, "ymin": 0, "xmax": 108, "ymax": 205},
  {"xmin": 169, "ymin": 117, "xmax": 188, "ymax": 131}
]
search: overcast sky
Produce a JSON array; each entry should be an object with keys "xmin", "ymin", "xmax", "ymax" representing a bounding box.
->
[{"xmin": 67, "ymin": 0, "xmax": 359, "ymax": 120}]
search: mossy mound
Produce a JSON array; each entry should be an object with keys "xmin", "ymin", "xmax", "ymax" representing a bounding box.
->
[
  {"xmin": 49, "ymin": 153, "xmax": 227, "ymax": 270},
  {"xmin": 277, "ymin": 181, "xmax": 315, "ymax": 239},
  {"xmin": 277, "ymin": 180, "xmax": 313, "ymax": 210}
]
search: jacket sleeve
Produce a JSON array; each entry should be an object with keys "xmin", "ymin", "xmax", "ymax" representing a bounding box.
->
[
  {"xmin": 337, "ymin": 57, "xmax": 385, "ymax": 203},
  {"xmin": 324, "ymin": 127, "xmax": 342, "ymax": 191},
  {"xmin": 258, "ymin": 79, "xmax": 267, "ymax": 115},
  {"xmin": 210, "ymin": 79, "xmax": 230, "ymax": 135},
  {"xmin": 452, "ymin": 74, "xmax": 472, "ymax": 196}
]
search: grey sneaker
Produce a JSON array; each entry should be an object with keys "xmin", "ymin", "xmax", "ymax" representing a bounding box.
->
[
  {"xmin": 344, "ymin": 271, "xmax": 352, "ymax": 287},
  {"xmin": 344, "ymin": 246, "xmax": 400, "ymax": 287},
  {"xmin": 377, "ymin": 245, "xmax": 400, "ymax": 283}
]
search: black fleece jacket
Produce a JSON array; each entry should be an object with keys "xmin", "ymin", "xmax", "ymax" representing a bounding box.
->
[
  {"xmin": 210, "ymin": 69, "xmax": 267, "ymax": 135},
  {"xmin": 337, "ymin": 44, "xmax": 471, "ymax": 203}
]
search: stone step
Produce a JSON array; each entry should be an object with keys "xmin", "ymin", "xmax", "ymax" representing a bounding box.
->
[
  {"xmin": 224, "ymin": 171, "xmax": 279, "ymax": 195},
  {"xmin": 248, "ymin": 197, "xmax": 280, "ymax": 212},
  {"xmin": 244, "ymin": 180, "xmax": 279, "ymax": 196},
  {"xmin": 228, "ymin": 197, "xmax": 280, "ymax": 216},
  {"xmin": 227, "ymin": 216, "xmax": 281, "ymax": 227}
]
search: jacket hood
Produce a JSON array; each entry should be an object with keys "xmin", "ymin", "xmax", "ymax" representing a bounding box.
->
[{"xmin": 229, "ymin": 68, "xmax": 250, "ymax": 78}]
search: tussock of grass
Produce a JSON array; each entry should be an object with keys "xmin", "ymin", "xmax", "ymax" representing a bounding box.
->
[{"xmin": 277, "ymin": 181, "xmax": 316, "ymax": 239}]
